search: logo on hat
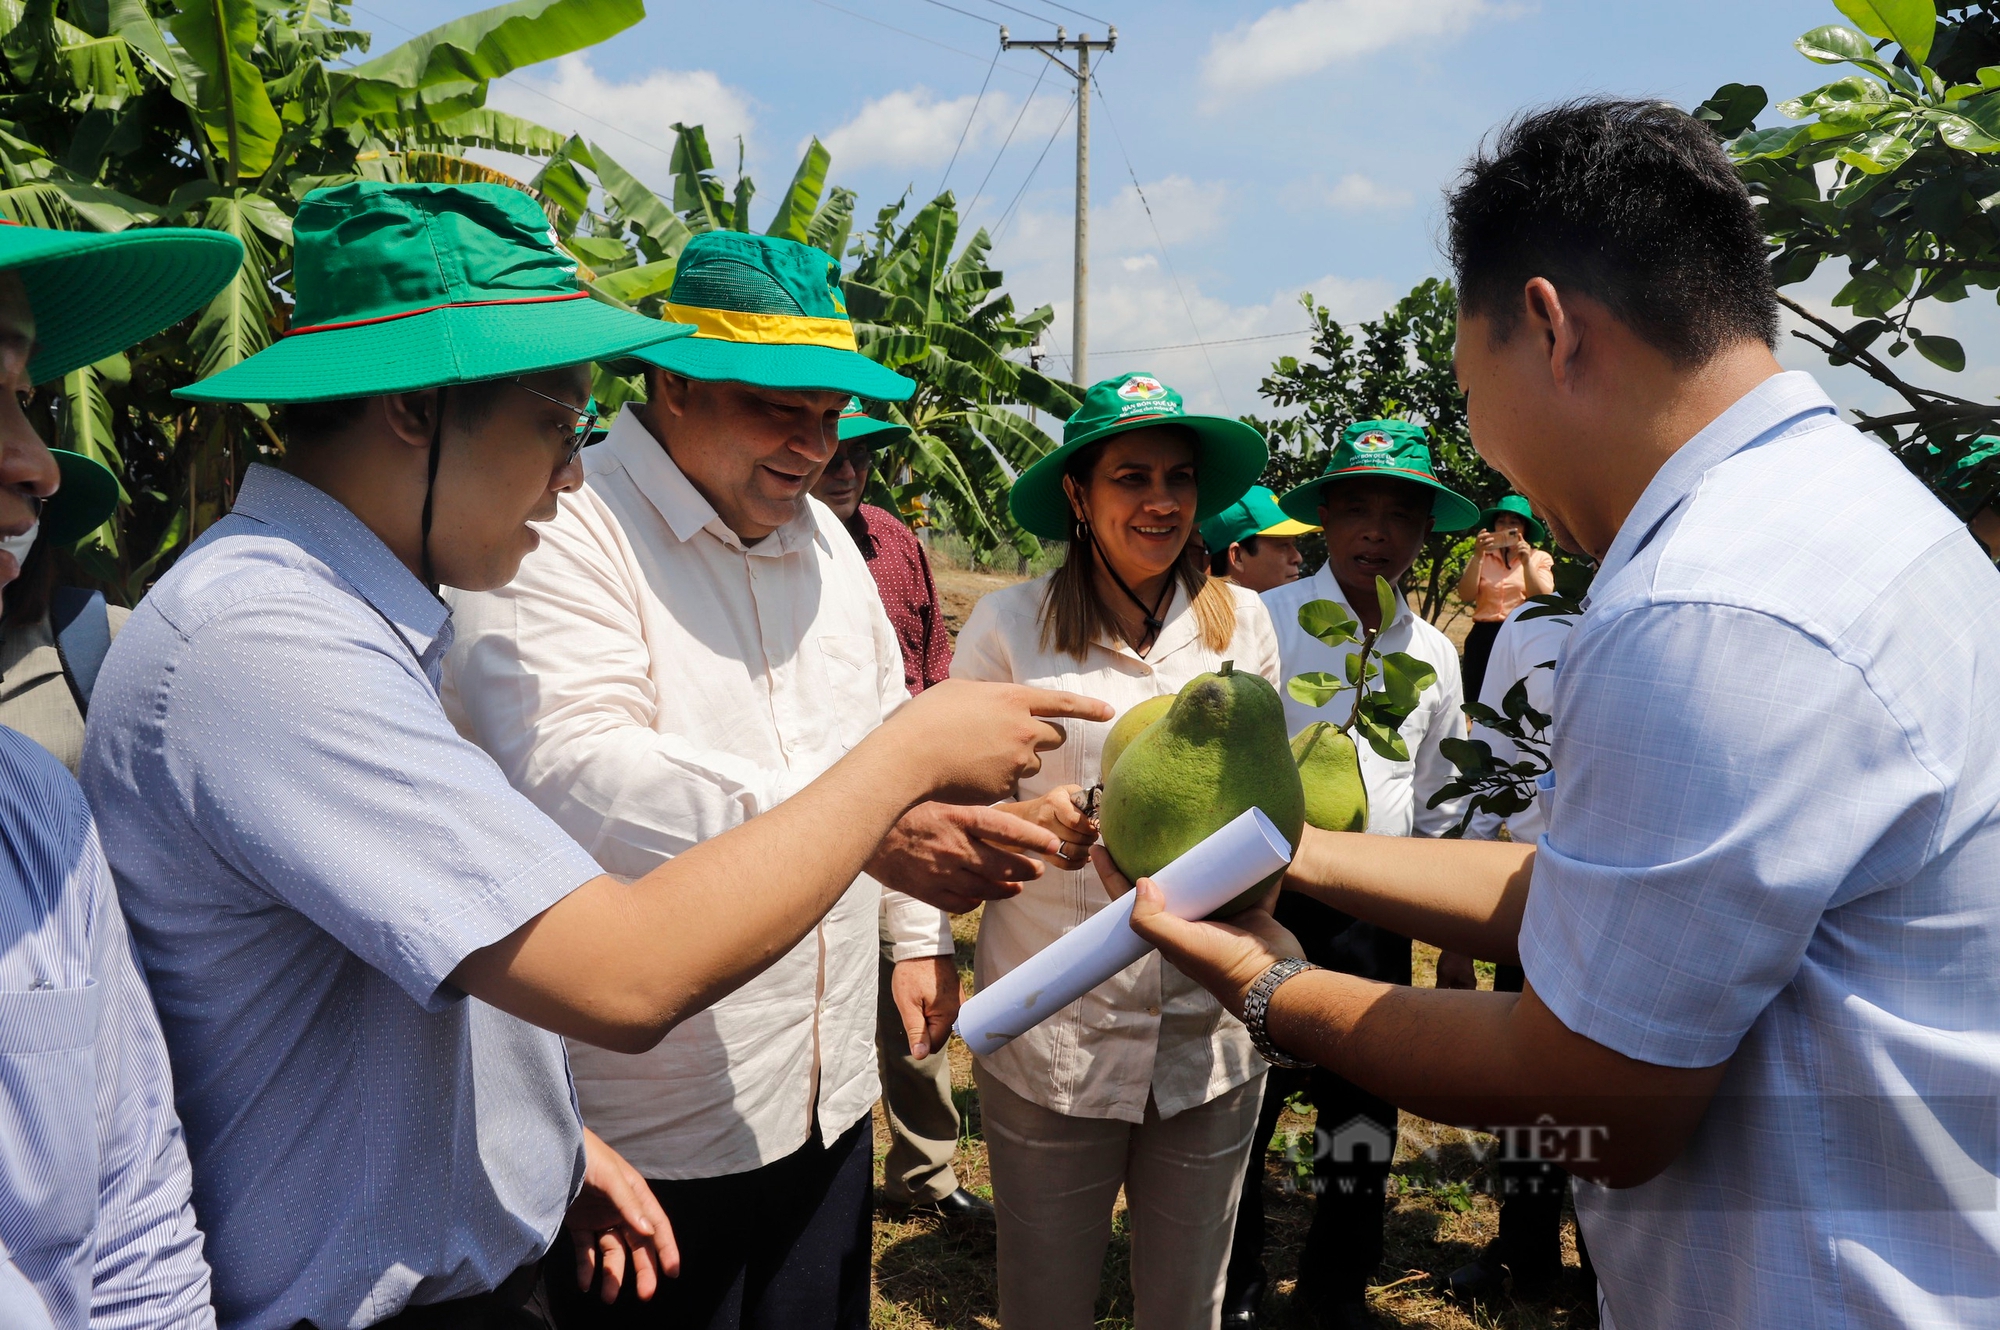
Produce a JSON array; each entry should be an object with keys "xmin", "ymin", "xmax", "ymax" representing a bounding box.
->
[
  {"xmin": 1118, "ymin": 375, "xmax": 1167, "ymax": 401},
  {"xmin": 1352, "ymin": 430, "xmax": 1395, "ymax": 454}
]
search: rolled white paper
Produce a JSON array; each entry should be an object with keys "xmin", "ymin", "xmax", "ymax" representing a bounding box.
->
[{"xmin": 954, "ymin": 807, "xmax": 1295, "ymax": 1058}]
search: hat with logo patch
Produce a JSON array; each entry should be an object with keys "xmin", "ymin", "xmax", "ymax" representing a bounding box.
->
[
  {"xmin": 633, "ymin": 232, "xmax": 914, "ymax": 402},
  {"xmin": 1277, "ymin": 418, "xmax": 1478, "ymax": 531},
  {"xmin": 836, "ymin": 396, "xmax": 910, "ymax": 446},
  {"xmin": 1009, "ymin": 370, "xmax": 1269, "ymax": 541},
  {"xmin": 176, "ymin": 182, "xmax": 693, "ymax": 404},
  {"xmin": 1198, "ymin": 484, "xmax": 1319, "ymax": 552}
]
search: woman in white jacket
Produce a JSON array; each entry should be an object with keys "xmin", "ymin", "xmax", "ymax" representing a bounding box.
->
[{"xmin": 952, "ymin": 371, "xmax": 1280, "ymax": 1329}]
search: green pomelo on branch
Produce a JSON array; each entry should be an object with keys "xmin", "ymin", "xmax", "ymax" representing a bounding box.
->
[
  {"xmin": 1101, "ymin": 695, "xmax": 1175, "ymax": 778},
  {"xmin": 1292, "ymin": 721, "xmax": 1368, "ymax": 832},
  {"xmin": 1098, "ymin": 662, "xmax": 1307, "ymax": 917}
]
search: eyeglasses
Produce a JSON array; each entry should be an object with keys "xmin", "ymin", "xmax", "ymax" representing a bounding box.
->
[
  {"xmin": 507, "ymin": 378, "xmax": 597, "ymax": 465},
  {"xmin": 825, "ymin": 443, "xmax": 874, "ymax": 475}
]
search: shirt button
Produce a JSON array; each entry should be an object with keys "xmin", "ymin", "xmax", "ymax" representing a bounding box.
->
[{"xmin": 1146, "ymin": 1005, "xmax": 1160, "ymax": 1017}]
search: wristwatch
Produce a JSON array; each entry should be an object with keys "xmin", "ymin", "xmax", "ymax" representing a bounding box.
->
[{"xmin": 1243, "ymin": 957, "xmax": 1318, "ymax": 1069}]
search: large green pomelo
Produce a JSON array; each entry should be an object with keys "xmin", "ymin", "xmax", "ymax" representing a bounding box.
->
[
  {"xmin": 1099, "ymin": 662, "xmax": 1306, "ymax": 917},
  {"xmin": 1292, "ymin": 721, "xmax": 1368, "ymax": 832},
  {"xmin": 1100, "ymin": 695, "xmax": 1174, "ymax": 779}
]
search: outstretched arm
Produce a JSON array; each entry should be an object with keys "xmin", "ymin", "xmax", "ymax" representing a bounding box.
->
[
  {"xmin": 1285, "ymin": 826, "xmax": 1534, "ymax": 963},
  {"xmin": 453, "ymin": 680, "xmax": 1111, "ymax": 1054}
]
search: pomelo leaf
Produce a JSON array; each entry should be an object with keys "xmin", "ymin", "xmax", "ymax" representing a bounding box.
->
[
  {"xmin": 1286, "ymin": 672, "xmax": 1347, "ymax": 709},
  {"xmin": 1355, "ymin": 713, "xmax": 1408, "ymax": 763},
  {"xmin": 1297, "ymin": 598, "xmax": 1359, "ymax": 648},
  {"xmin": 1375, "ymin": 576, "xmax": 1400, "ymax": 629}
]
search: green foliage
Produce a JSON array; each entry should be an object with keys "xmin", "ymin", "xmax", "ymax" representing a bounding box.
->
[
  {"xmin": 1709, "ymin": 0, "xmax": 2000, "ymax": 514},
  {"xmin": 0, "ymin": 0, "xmax": 642, "ymax": 597},
  {"xmin": 1282, "ymin": 586, "xmax": 1438, "ymax": 763},
  {"xmin": 1254, "ymin": 278, "xmax": 1508, "ymax": 621},
  {"xmin": 1426, "ymin": 592, "xmax": 1586, "ymax": 838},
  {"xmin": 841, "ymin": 190, "xmax": 1081, "ymax": 564}
]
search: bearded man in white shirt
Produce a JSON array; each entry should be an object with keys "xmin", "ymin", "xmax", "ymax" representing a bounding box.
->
[
  {"xmin": 443, "ymin": 232, "xmax": 1065, "ymax": 1330},
  {"xmin": 1223, "ymin": 423, "xmax": 1475, "ymax": 1330}
]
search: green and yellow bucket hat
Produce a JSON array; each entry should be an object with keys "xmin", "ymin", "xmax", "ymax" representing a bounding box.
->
[
  {"xmin": 177, "ymin": 182, "xmax": 692, "ymax": 404},
  {"xmin": 837, "ymin": 397, "xmax": 910, "ymax": 446},
  {"xmin": 0, "ymin": 216, "xmax": 243, "ymax": 385},
  {"xmin": 1009, "ymin": 371, "xmax": 1268, "ymax": 541},
  {"xmin": 1478, "ymin": 493, "xmax": 1546, "ymax": 544},
  {"xmin": 1278, "ymin": 418, "xmax": 1478, "ymax": 531},
  {"xmin": 1198, "ymin": 484, "xmax": 1319, "ymax": 551},
  {"xmin": 636, "ymin": 232, "xmax": 913, "ymax": 402}
]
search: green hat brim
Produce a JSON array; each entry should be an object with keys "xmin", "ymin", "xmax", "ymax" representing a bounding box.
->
[
  {"xmin": 1010, "ymin": 412, "xmax": 1269, "ymax": 542},
  {"xmin": 175, "ymin": 299, "xmax": 692, "ymax": 404},
  {"xmin": 43, "ymin": 448, "xmax": 119, "ymax": 546},
  {"xmin": 1278, "ymin": 465, "xmax": 1480, "ymax": 533},
  {"xmin": 1, "ymin": 227, "xmax": 244, "ymax": 385},
  {"xmin": 635, "ymin": 337, "xmax": 915, "ymax": 402},
  {"xmin": 1479, "ymin": 503, "xmax": 1547, "ymax": 544},
  {"xmin": 838, "ymin": 413, "xmax": 911, "ymax": 445}
]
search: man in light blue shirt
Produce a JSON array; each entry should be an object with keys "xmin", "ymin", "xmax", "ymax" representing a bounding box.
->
[
  {"xmin": 0, "ymin": 219, "xmax": 247, "ymax": 1326},
  {"xmin": 1119, "ymin": 99, "xmax": 2000, "ymax": 1330},
  {"xmin": 82, "ymin": 183, "xmax": 1100, "ymax": 1330}
]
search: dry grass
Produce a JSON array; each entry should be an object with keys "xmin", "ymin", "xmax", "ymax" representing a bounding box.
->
[{"xmin": 868, "ymin": 920, "xmax": 1597, "ymax": 1330}]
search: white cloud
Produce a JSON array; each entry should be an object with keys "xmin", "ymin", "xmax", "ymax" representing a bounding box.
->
[
  {"xmin": 1097, "ymin": 175, "xmax": 1231, "ymax": 250},
  {"xmin": 1323, "ymin": 173, "xmax": 1414, "ymax": 211},
  {"xmin": 1201, "ymin": 0, "xmax": 1512, "ymax": 100},
  {"xmin": 482, "ymin": 55, "xmax": 757, "ymax": 187},
  {"xmin": 818, "ymin": 87, "xmax": 1071, "ymax": 175},
  {"xmin": 1122, "ymin": 254, "xmax": 1159, "ymax": 273}
]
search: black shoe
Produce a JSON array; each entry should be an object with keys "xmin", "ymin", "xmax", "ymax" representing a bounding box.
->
[
  {"xmin": 896, "ymin": 1187, "xmax": 994, "ymax": 1223},
  {"xmin": 1220, "ymin": 1278, "xmax": 1262, "ymax": 1328},
  {"xmin": 1220, "ymin": 1311, "xmax": 1258, "ymax": 1330},
  {"xmin": 1445, "ymin": 1249, "xmax": 1508, "ymax": 1303}
]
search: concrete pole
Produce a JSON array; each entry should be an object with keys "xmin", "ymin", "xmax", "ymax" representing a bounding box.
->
[{"xmin": 1073, "ymin": 35, "xmax": 1090, "ymax": 388}]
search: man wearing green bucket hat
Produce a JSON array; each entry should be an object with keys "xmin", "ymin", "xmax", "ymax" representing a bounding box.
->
[
  {"xmin": 1199, "ymin": 484, "xmax": 1320, "ymax": 594},
  {"xmin": 1236, "ymin": 418, "xmax": 1474, "ymax": 1329},
  {"xmin": 444, "ymin": 230, "xmax": 1093, "ymax": 1329},
  {"xmin": 81, "ymin": 188, "xmax": 1104, "ymax": 1330},
  {"xmin": 0, "ymin": 214, "xmax": 244, "ymax": 1330}
]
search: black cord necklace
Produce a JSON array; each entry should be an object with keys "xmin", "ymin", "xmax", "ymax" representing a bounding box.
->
[{"xmin": 1088, "ymin": 523, "xmax": 1172, "ymax": 654}]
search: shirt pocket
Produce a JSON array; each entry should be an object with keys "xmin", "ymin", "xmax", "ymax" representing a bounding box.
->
[
  {"xmin": 0, "ymin": 981, "xmax": 100, "ymax": 1253},
  {"xmin": 819, "ymin": 634, "xmax": 881, "ymax": 751}
]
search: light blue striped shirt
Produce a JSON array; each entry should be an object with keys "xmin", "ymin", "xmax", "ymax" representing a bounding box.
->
[
  {"xmin": 1521, "ymin": 372, "xmax": 2000, "ymax": 1329},
  {"xmin": 81, "ymin": 465, "xmax": 602, "ymax": 1330},
  {"xmin": 0, "ymin": 726, "xmax": 213, "ymax": 1329}
]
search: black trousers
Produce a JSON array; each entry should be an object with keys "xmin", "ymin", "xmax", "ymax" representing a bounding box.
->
[
  {"xmin": 1461, "ymin": 618, "xmax": 1502, "ymax": 708},
  {"xmin": 1225, "ymin": 895, "xmax": 1410, "ymax": 1310},
  {"xmin": 545, "ymin": 1118, "xmax": 873, "ymax": 1330},
  {"xmin": 1483, "ymin": 962, "xmax": 1568, "ymax": 1282},
  {"xmin": 327, "ymin": 1263, "xmax": 555, "ymax": 1330}
]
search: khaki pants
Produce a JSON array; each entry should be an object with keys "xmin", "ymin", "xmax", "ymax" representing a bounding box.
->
[
  {"xmin": 875, "ymin": 953, "xmax": 962, "ymax": 1205},
  {"xmin": 976, "ymin": 1065, "xmax": 1263, "ymax": 1330}
]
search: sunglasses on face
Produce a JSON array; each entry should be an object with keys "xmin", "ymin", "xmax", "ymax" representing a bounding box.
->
[
  {"xmin": 507, "ymin": 378, "xmax": 597, "ymax": 466},
  {"xmin": 826, "ymin": 444, "xmax": 874, "ymax": 475}
]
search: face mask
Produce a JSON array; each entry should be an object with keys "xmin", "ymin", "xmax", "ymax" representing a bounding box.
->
[{"xmin": 0, "ymin": 520, "xmax": 39, "ymax": 566}]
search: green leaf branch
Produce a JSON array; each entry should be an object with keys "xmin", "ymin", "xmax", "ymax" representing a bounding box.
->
[{"xmin": 1283, "ymin": 577, "xmax": 1438, "ymax": 764}]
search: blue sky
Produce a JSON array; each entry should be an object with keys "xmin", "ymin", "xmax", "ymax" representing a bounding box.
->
[{"xmin": 349, "ymin": 0, "xmax": 1995, "ymax": 419}]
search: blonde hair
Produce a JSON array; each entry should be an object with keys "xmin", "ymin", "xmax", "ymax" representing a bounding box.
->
[{"xmin": 1036, "ymin": 437, "xmax": 1238, "ymax": 660}]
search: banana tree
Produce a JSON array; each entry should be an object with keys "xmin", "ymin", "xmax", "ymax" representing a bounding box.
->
[{"xmin": 0, "ymin": 0, "xmax": 640, "ymax": 598}]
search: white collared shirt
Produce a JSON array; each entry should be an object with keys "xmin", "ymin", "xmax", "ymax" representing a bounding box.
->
[
  {"xmin": 1467, "ymin": 604, "xmax": 1574, "ymax": 844},
  {"xmin": 950, "ymin": 577, "xmax": 1277, "ymax": 1122},
  {"xmin": 1261, "ymin": 567, "xmax": 1466, "ymax": 838},
  {"xmin": 442, "ymin": 405, "xmax": 950, "ymax": 1180}
]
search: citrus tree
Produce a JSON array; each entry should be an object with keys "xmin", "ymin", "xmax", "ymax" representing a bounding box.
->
[
  {"xmin": 1707, "ymin": 0, "xmax": 2000, "ymax": 512},
  {"xmin": 0, "ymin": 0, "xmax": 639, "ymax": 597}
]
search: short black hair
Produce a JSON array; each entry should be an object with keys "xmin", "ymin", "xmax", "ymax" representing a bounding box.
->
[{"xmin": 1446, "ymin": 97, "xmax": 1778, "ymax": 365}]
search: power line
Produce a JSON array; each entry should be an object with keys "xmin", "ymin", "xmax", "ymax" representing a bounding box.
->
[
  {"xmin": 803, "ymin": 0, "xmax": 1039, "ymax": 78},
  {"xmin": 1094, "ymin": 328, "xmax": 1315, "ymax": 356},
  {"xmin": 1088, "ymin": 67, "xmax": 1229, "ymax": 410},
  {"xmin": 914, "ymin": 0, "xmax": 1111, "ymax": 30},
  {"xmin": 937, "ymin": 43, "xmax": 999, "ymax": 197},
  {"xmin": 964, "ymin": 58, "xmax": 1049, "ymax": 219},
  {"xmin": 991, "ymin": 91, "xmax": 1075, "ymax": 240}
]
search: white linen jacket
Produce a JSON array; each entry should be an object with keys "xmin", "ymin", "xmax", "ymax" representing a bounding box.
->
[{"xmin": 951, "ymin": 575, "xmax": 1276, "ymax": 1123}]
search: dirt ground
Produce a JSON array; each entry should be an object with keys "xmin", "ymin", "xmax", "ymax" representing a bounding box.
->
[{"xmin": 876, "ymin": 557, "xmax": 1592, "ymax": 1329}]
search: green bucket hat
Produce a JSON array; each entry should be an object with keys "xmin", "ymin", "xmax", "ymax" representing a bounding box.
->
[
  {"xmin": 1277, "ymin": 418, "xmax": 1478, "ymax": 532},
  {"xmin": 1478, "ymin": 493, "xmax": 1546, "ymax": 544},
  {"xmin": 635, "ymin": 232, "xmax": 914, "ymax": 402},
  {"xmin": 837, "ymin": 397, "xmax": 910, "ymax": 446},
  {"xmin": 176, "ymin": 182, "xmax": 692, "ymax": 404},
  {"xmin": 1198, "ymin": 484, "xmax": 1319, "ymax": 552},
  {"xmin": 1009, "ymin": 371, "xmax": 1268, "ymax": 541},
  {"xmin": 43, "ymin": 449, "xmax": 120, "ymax": 547},
  {"xmin": 0, "ymin": 217, "xmax": 243, "ymax": 385}
]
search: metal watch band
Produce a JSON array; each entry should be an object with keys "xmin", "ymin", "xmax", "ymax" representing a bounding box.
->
[{"xmin": 1243, "ymin": 957, "xmax": 1318, "ymax": 1069}]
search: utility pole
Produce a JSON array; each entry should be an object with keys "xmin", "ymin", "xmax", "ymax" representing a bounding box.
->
[{"xmin": 1000, "ymin": 24, "xmax": 1116, "ymax": 387}]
